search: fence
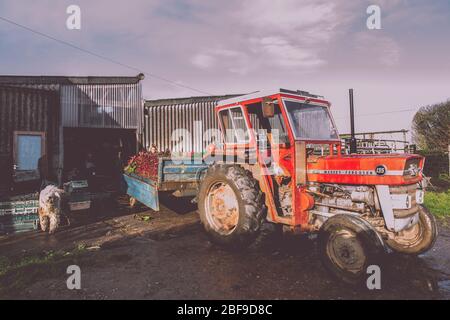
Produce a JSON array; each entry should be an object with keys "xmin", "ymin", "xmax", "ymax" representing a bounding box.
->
[{"xmin": 340, "ymin": 130, "xmax": 414, "ymax": 154}]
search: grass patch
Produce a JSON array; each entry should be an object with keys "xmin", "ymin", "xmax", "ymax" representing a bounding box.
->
[
  {"xmin": 424, "ymin": 190, "xmax": 450, "ymax": 219},
  {"xmin": 0, "ymin": 245, "xmax": 90, "ymax": 298},
  {"xmin": 134, "ymin": 213, "xmax": 154, "ymax": 222}
]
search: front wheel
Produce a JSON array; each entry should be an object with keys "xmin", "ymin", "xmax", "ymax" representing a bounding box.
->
[
  {"xmin": 198, "ymin": 164, "xmax": 265, "ymax": 249},
  {"xmin": 318, "ymin": 214, "xmax": 386, "ymax": 285},
  {"xmin": 385, "ymin": 205, "xmax": 438, "ymax": 255}
]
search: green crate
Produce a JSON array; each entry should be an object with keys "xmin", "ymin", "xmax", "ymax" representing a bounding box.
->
[
  {"xmin": 0, "ymin": 214, "xmax": 39, "ymax": 223},
  {"xmin": 0, "ymin": 200, "xmax": 39, "ymax": 217},
  {"xmin": 0, "ymin": 200, "xmax": 38, "ymax": 209},
  {"xmin": 0, "ymin": 219, "xmax": 39, "ymax": 235}
]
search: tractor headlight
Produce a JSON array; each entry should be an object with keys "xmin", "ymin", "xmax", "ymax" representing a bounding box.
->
[{"xmin": 403, "ymin": 159, "xmax": 421, "ymax": 177}]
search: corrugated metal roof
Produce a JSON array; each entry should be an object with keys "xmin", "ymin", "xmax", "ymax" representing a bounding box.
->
[
  {"xmin": 0, "ymin": 74, "xmax": 144, "ymax": 85},
  {"xmin": 145, "ymin": 94, "xmax": 242, "ymax": 107}
]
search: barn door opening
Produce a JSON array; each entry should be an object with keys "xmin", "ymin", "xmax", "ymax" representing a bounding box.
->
[
  {"xmin": 63, "ymin": 128, "xmax": 137, "ymax": 191},
  {"xmin": 13, "ymin": 131, "xmax": 46, "ymax": 183}
]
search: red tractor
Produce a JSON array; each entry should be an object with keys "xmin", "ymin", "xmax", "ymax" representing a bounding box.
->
[{"xmin": 198, "ymin": 89, "xmax": 437, "ymax": 284}]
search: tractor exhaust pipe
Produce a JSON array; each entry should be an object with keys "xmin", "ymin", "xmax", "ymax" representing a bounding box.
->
[{"xmin": 349, "ymin": 89, "xmax": 357, "ymax": 154}]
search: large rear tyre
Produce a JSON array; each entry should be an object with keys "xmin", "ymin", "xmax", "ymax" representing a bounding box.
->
[
  {"xmin": 385, "ymin": 205, "xmax": 438, "ymax": 255},
  {"xmin": 318, "ymin": 214, "xmax": 386, "ymax": 285},
  {"xmin": 198, "ymin": 164, "xmax": 265, "ymax": 249}
]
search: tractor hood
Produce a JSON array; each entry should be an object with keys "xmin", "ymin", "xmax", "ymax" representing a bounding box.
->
[{"xmin": 307, "ymin": 153, "xmax": 424, "ymax": 186}]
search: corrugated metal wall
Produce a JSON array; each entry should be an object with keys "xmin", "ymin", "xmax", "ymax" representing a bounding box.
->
[
  {"xmin": 0, "ymin": 77, "xmax": 144, "ymax": 191},
  {"xmin": 61, "ymin": 83, "xmax": 142, "ymax": 129},
  {"xmin": 144, "ymin": 96, "xmax": 239, "ymax": 153},
  {"xmin": 0, "ymin": 86, "xmax": 59, "ymax": 189}
]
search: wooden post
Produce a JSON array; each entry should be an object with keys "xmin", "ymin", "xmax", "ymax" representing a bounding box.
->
[{"xmin": 448, "ymin": 144, "xmax": 450, "ymax": 176}]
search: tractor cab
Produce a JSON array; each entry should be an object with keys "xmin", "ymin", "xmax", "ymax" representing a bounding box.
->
[{"xmin": 215, "ymin": 88, "xmax": 340, "ymax": 153}]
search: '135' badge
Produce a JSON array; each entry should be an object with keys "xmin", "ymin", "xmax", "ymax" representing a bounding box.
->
[{"xmin": 375, "ymin": 165, "xmax": 386, "ymax": 176}]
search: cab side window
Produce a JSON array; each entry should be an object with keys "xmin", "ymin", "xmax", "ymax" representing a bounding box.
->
[
  {"xmin": 219, "ymin": 107, "xmax": 249, "ymax": 143},
  {"xmin": 247, "ymin": 102, "xmax": 289, "ymax": 144}
]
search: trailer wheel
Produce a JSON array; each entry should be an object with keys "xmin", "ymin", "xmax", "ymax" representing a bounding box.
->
[
  {"xmin": 198, "ymin": 164, "xmax": 265, "ymax": 248},
  {"xmin": 318, "ymin": 214, "xmax": 386, "ymax": 285},
  {"xmin": 385, "ymin": 205, "xmax": 438, "ymax": 255},
  {"xmin": 129, "ymin": 197, "xmax": 138, "ymax": 209}
]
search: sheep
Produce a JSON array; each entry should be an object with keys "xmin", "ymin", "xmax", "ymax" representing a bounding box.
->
[{"xmin": 38, "ymin": 185, "xmax": 65, "ymax": 234}]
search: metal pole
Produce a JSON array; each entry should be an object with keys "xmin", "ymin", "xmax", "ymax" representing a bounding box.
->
[
  {"xmin": 349, "ymin": 89, "xmax": 357, "ymax": 154},
  {"xmin": 448, "ymin": 144, "xmax": 450, "ymax": 176},
  {"xmin": 403, "ymin": 130, "xmax": 407, "ymax": 153}
]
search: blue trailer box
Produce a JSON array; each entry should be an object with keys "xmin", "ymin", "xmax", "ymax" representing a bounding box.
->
[{"xmin": 123, "ymin": 158, "xmax": 209, "ymax": 211}]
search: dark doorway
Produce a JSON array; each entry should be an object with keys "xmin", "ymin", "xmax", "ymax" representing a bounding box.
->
[{"xmin": 63, "ymin": 128, "xmax": 137, "ymax": 191}]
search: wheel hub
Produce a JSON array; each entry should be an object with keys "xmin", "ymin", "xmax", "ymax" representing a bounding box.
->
[
  {"xmin": 327, "ymin": 229, "xmax": 366, "ymax": 274},
  {"xmin": 205, "ymin": 182, "xmax": 239, "ymax": 235}
]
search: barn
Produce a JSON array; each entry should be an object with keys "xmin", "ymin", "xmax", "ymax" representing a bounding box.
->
[{"xmin": 0, "ymin": 74, "xmax": 144, "ymax": 194}]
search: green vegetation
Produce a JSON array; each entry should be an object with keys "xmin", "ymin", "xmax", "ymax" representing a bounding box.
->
[
  {"xmin": 134, "ymin": 213, "xmax": 154, "ymax": 222},
  {"xmin": 0, "ymin": 245, "xmax": 89, "ymax": 298},
  {"xmin": 412, "ymin": 100, "xmax": 449, "ymax": 153},
  {"xmin": 0, "ymin": 252, "xmax": 54, "ymax": 277},
  {"xmin": 424, "ymin": 190, "xmax": 450, "ymax": 219},
  {"xmin": 438, "ymin": 173, "xmax": 450, "ymax": 185}
]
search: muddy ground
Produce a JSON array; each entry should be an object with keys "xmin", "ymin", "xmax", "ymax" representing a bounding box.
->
[{"xmin": 0, "ymin": 194, "xmax": 449, "ymax": 300}]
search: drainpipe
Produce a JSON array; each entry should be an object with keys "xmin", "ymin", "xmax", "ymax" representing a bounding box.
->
[{"xmin": 349, "ymin": 89, "xmax": 357, "ymax": 154}]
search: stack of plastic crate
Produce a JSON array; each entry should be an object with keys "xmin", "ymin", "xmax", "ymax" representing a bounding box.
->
[{"xmin": 0, "ymin": 193, "xmax": 40, "ymax": 235}]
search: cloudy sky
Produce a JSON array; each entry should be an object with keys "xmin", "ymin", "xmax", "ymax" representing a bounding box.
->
[{"xmin": 1, "ymin": 0, "xmax": 449, "ymax": 134}]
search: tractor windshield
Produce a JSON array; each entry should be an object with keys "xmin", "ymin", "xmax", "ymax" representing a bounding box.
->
[{"xmin": 284, "ymin": 100, "xmax": 339, "ymax": 140}]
